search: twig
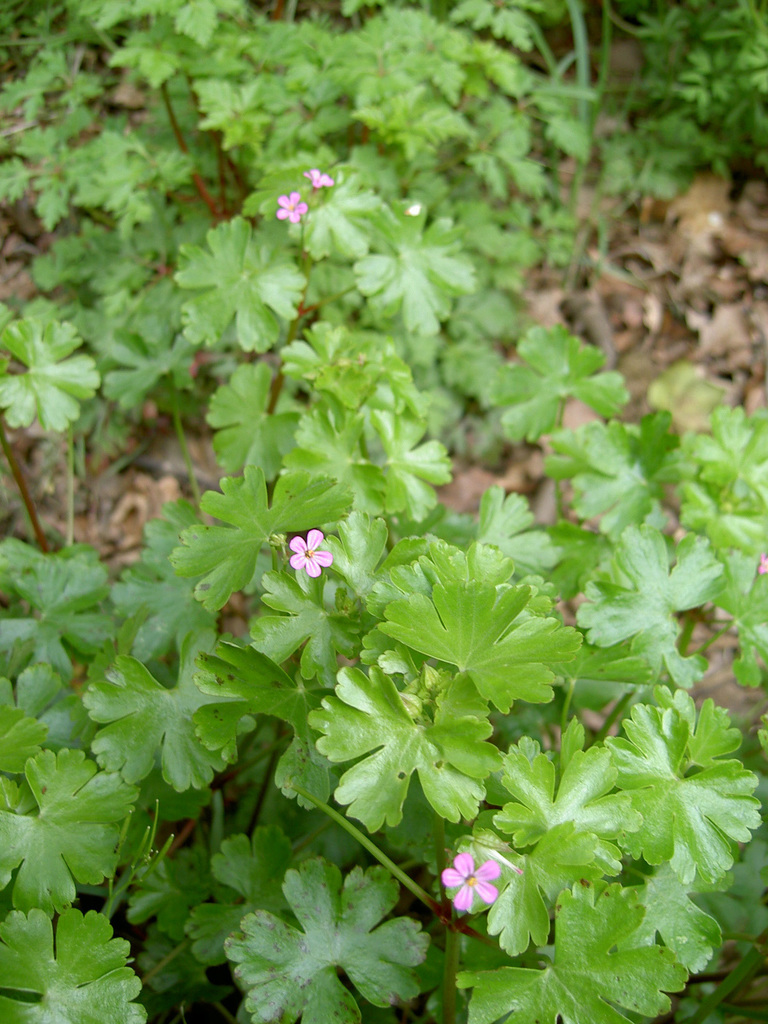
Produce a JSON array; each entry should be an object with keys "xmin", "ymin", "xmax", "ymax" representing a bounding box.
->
[
  {"xmin": 0, "ymin": 416, "xmax": 49, "ymax": 551},
  {"xmin": 160, "ymin": 83, "xmax": 220, "ymax": 220}
]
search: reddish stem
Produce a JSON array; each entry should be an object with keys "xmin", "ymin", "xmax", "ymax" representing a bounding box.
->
[
  {"xmin": 160, "ymin": 83, "xmax": 221, "ymax": 220},
  {"xmin": 0, "ymin": 417, "xmax": 49, "ymax": 552}
]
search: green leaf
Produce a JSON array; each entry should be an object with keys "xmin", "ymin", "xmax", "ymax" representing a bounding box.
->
[
  {"xmin": 250, "ymin": 570, "xmax": 359, "ymax": 687},
  {"xmin": 84, "ymin": 631, "xmax": 230, "ymax": 791},
  {"xmin": 546, "ymin": 414, "xmax": 680, "ymax": 540},
  {"xmin": 176, "ymin": 218, "xmax": 305, "ymax": 351},
  {"xmin": 309, "ymin": 666, "xmax": 500, "ymax": 830},
  {"xmin": 630, "ymin": 863, "xmax": 721, "ymax": 973},
  {"xmin": 103, "ymin": 331, "xmax": 193, "ymax": 409},
  {"xmin": 494, "ymin": 738, "xmax": 641, "ymax": 854},
  {"xmin": 0, "ymin": 908, "xmax": 146, "ymax": 1024},
  {"xmin": 577, "ymin": 525, "xmax": 724, "ymax": 687},
  {"xmin": 0, "ymin": 749, "xmax": 137, "ymax": 914},
  {"xmin": 111, "ymin": 501, "xmax": 217, "ymax": 661},
  {"xmin": 354, "ymin": 208, "xmax": 476, "ymax": 335},
  {"xmin": 680, "ymin": 406, "xmax": 768, "ymax": 551},
  {"xmin": 224, "ymin": 858, "xmax": 428, "ymax": 1023},
  {"xmin": 324, "ymin": 510, "xmax": 389, "ymax": 599},
  {"xmin": 170, "ymin": 467, "xmax": 352, "ymax": 611},
  {"xmin": 188, "ymin": 826, "xmax": 292, "ymax": 965},
  {"xmin": 606, "ymin": 689, "xmax": 761, "ymax": 884},
  {"xmin": 0, "ymin": 541, "xmax": 112, "ymax": 681},
  {"xmin": 283, "ymin": 405, "xmax": 386, "ymax": 514},
  {"xmin": 207, "ymin": 363, "xmax": 298, "ymax": 477},
  {"xmin": 459, "ymin": 882, "xmax": 687, "ymax": 1024},
  {"xmin": 379, "ymin": 545, "xmax": 581, "ymax": 712},
  {"xmin": 0, "ymin": 698, "xmax": 47, "ymax": 773},
  {"xmin": 282, "ymin": 321, "xmax": 422, "ymax": 414},
  {"xmin": 491, "ymin": 325, "xmax": 628, "ymax": 442},
  {"xmin": 482, "ymin": 822, "xmax": 605, "ymax": 956},
  {"xmin": 193, "ymin": 641, "xmax": 317, "ymax": 762},
  {"xmin": 304, "ymin": 175, "xmax": 381, "ymax": 259},
  {"xmin": 0, "ymin": 319, "xmax": 99, "ymax": 431},
  {"xmin": 476, "ymin": 486, "xmax": 557, "ymax": 577},
  {"xmin": 371, "ymin": 410, "xmax": 452, "ymax": 521}
]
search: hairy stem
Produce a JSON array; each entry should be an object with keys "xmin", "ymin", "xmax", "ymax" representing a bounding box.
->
[
  {"xmin": 442, "ymin": 923, "xmax": 460, "ymax": 1024},
  {"xmin": 0, "ymin": 415, "xmax": 49, "ymax": 551},
  {"xmin": 65, "ymin": 425, "xmax": 74, "ymax": 547},
  {"xmin": 290, "ymin": 783, "xmax": 440, "ymax": 912},
  {"xmin": 171, "ymin": 385, "xmax": 201, "ymax": 508},
  {"xmin": 160, "ymin": 82, "xmax": 220, "ymax": 219}
]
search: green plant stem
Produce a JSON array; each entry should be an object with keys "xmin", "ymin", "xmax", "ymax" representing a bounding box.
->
[
  {"xmin": 434, "ymin": 811, "xmax": 446, "ymax": 885},
  {"xmin": 290, "ymin": 783, "xmax": 440, "ymax": 913},
  {"xmin": 65, "ymin": 425, "xmax": 74, "ymax": 547},
  {"xmin": 591, "ymin": 690, "xmax": 635, "ymax": 745},
  {"xmin": 561, "ymin": 678, "xmax": 576, "ymax": 735},
  {"xmin": 680, "ymin": 929, "xmax": 768, "ymax": 1024},
  {"xmin": 141, "ymin": 938, "xmax": 190, "ymax": 986},
  {"xmin": 691, "ymin": 620, "xmax": 734, "ymax": 657},
  {"xmin": 0, "ymin": 415, "xmax": 49, "ymax": 552},
  {"xmin": 678, "ymin": 612, "xmax": 697, "ymax": 657},
  {"xmin": 171, "ymin": 386, "xmax": 201, "ymax": 508},
  {"xmin": 442, "ymin": 922, "xmax": 460, "ymax": 1024},
  {"xmin": 213, "ymin": 1003, "xmax": 238, "ymax": 1024},
  {"xmin": 564, "ymin": 0, "xmax": 591, "ymax": 127}
]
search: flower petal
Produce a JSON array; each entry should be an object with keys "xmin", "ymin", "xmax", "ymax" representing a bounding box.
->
[
  {"xmin": 288, "ymin": 191, "xmax": 301, "ymax": 204},
  {"xmin": 289, "ymin": 552, "xmax": 307, "ymax": 570},
  {"xmin": 453, "ymin": 885, "xmax": 474, "ymax": 912},
  {"xmin": 306, "ymin": 529, "xmax": 325, "ymax": 549},
  {"xmin": 289, "ymin": 536, "xmax": 308, "ymax": 554},
  {"xmin": 313, "ymin": 550, "xmax": 333, "ymax": 567},
  {"xmin": 474, "ymin": 860, "xmax": 501, "ymax": 882},
  {"xmin": 474, "ymin": 881, "xmax": 499, "ymax": 905},
  {"xmin": 277, "ymin": 195, "xmax": 290, "ymax": 207},
  {"xmin": 452, "ymin": 853, "xmax": 475, "ymax": 879},
  {"xmin": 441, "ymin": 868, "xmax": 466, "ymax": 888},
  {"xmin": 304, "ymin": 558, "xmax": 322, "ymax": 578},
  {"xmin": 296, "ymin": 202, "xmax": 308, "ymax": 215},
  {"xmin": 276, "ymin": 209, "xmax": 289, "ymax": 220}
]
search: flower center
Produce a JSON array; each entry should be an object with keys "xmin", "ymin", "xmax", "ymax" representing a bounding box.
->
[{"xmin": 467, "ymin": 876, "xmax": 477, "ymax": 886}]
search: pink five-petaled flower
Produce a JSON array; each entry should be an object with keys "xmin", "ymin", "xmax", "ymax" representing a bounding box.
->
[
  {"xmin": 759, "ymin": 553, "xmax": 768, "ymax": 575},
  {"xmin": 276, "ymin": 192, "xmax": 308, "ymax": 224},
  {"xmin": 441, "ymin": 853, "xmax": 501, "ymax": 913},
  {"xmin": 304, "ymin": 168, "xmax": 334, "ymax": 189},
  {"xmin": 289, "ymin": 530, "xmax": 333, "ymax": 578}
]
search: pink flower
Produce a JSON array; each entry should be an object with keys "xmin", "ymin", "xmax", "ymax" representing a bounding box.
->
[
  {"xmin": 276, "ymin": 192, "xmax": 308, "ymax": 223},
  {"xmin": 304, "ymin": 168, "xmax": 334, "ymax": 189},
  {"xmin": 759, "ymin": 553, "xmax": 768, "ymax": 575},
  {"xmin": 289, "ymin": 530, "xmax": 333, "ymax": 578},
  {"xmin": 441, "ymin": 853, "xmax": 501, "ymax": 913}
]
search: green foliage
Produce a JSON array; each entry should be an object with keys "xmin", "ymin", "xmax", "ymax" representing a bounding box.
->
[
  {"xmin": 310, "ymin": 666, "xmax": 500, "ymax": 830},
  {"xmin": 577, "ymin": 525, "xmax": 724, "ymax": 687},
  {"xmin": 170, "ymin": 467, "xmax": 351, "ymax": 611},
  {"xmin": 0, "ymin": 319, "xmax": 99, "ymax": 431},
  {"xmin": 0, "ymin": 749, "xmax": 137, "ymax": 914},
  {"xmin": 0, "ymin": 541, "xmax": 112, "ymax": 681},
  {"xmin": 546, "ymin": 413, "xmax": 680, "ymax": 540},
  {"xmin": 0, "ymin": 2, "xmax": 767, "ymax": 1021},
  {"xmin": 458, "ymin": 882, "xmax": 687, "ymax": 1024},
  {"xmin": 0, "ymin": 908, "xmax": 146, "ymax": 1024},
  {"xmin": 606, "ymin": 688, "xmax": 761, "ymax": 884},
  {"xmin": 176, "ymin": 218, "xmax": 306, "ymax": 351},
  {"xmin": 491, "ymin": 325, "xmax": 628, "ymax": 442},
  {"xmin": 224, "ymin": 858, "xmax": 428, "ymax": 1024},
  {"xmin": 379, "ymin": 543, "xmax": 581, "ymax": 711},
  {"xmin": 84, "ymin": 631, "xmax": 230, "ymax": 791}
]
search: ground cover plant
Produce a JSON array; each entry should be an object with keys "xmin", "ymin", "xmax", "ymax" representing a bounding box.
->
[{"xmin": 0, "ymin": 1, "xmax": 767, "ymax": 1022}]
